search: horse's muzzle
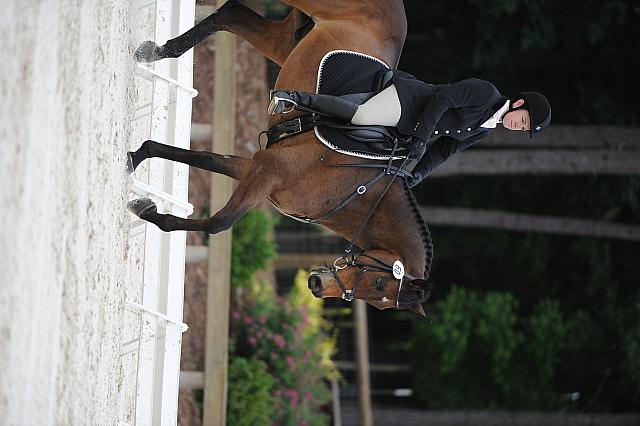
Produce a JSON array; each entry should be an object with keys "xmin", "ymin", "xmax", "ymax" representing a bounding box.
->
[{"xmin": 308, "ymin": 274, "xmax": 323, "ymax": 298}]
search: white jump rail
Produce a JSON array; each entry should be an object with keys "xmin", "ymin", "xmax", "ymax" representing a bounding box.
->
[{"xmin": 122, "ymin": 0, "xmax": 196, "ymax": 425}]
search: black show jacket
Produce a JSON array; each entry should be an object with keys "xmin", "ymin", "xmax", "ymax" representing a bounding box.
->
[{"xmin": 391, "ymin": 70, "xmax": 508, "ymax": 178}]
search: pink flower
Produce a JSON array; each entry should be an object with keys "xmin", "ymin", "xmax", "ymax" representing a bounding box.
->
[
  {"xmin": 302, "ymin": 353, "xmax": 310, "ymax": 364},
  {"xmin": 284, "ymin": 389, "xmax": 299, "ymax": 408},
  {"xmin": 231, "ymin": 310, "xmax": 241, "ymax": 320},
  {"xmin": 259, "ymin": 315, "xmax": 267, "ymax": 324},
  {"xmin": 305, "ymin": 392, "xmax": 312, "ymax": 401},
  {"xmin": 286, "ymin": 355, "xmax": 295, "ymax": 369},
  {"xmin": 270, "ymin": 351, "xmax": 279, "ymax": 360},
  {"xmin": 273, "ymin": 390, "xmax": 281, "ymax": 397},
  {"xmin": 243, "ymin": 314, "xmax": 254, "ymax": 325},
  {"xmin": 298, "ymin": 422, "xmax": 308, "ymax": 426},
  {"xmin": 248, "ymin": 336, "xmax": 258, "ymax": 347},
  {"xmin": 273, "ymin": 333, "xmax": 286, "ymax": 349}
]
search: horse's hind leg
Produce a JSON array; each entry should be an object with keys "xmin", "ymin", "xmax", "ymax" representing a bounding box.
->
[
  {"xmin": 127, "ymin": 140, "xmax": 251, "ymax": 181},
  {"xmin": 136, "ymin": 0, "xmax": 309, "ymax": 66},
  {"xmin": 128, "ymin": 164, "xmax": 274, "ymax": 233}
]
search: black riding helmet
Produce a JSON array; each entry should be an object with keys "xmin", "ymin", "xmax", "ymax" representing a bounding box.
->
[{"xmin": 510, "ymin": 92, "xmax": 552, "ymax": 138}]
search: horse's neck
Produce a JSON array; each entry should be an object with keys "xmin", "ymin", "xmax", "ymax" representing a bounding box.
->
[
  {"xmin": 364, "ymin": 192, "xmax": 427, "ymax": 279},
  {"xmin": 325, "ymin": 183, "xmax": 427, "ymax": 279}
]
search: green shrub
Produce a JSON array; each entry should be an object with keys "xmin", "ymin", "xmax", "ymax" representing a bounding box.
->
[
  {"xmin": 527, "ymin": 300, "xmax": 565, "ymax": 377},
  {"xmin": 409, "ymin": 286, "xmax": 572, "ymax": 409},
  {"xmin": 230, "ymin": 209, "xmax": 279, "ymax": 288},
  {"xmin": 226, "ymin": 209, "xmax": 333, "ymax": 423},
  {"xmin": 230, "ymin": 279, "xmax": 334, "ymax": 426},
  {"xmin": 227, "ymin": 357, "xmax": 275, "ymax": 426},
  {"xmin": 623, "ymin": 292, "xmax": 640, "ymax": 398}
]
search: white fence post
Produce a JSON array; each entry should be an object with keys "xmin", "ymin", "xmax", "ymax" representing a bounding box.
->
[{"xmin": 121, "ymin": 0, "xmax": 196, "ymax": 425}]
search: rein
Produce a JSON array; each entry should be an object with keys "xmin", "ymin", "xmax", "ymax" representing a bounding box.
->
[{"xmin": 342, "ymin": 151, "xmax": 411, "ymax": 254}]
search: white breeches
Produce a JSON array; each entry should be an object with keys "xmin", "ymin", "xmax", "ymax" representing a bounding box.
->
[{"xmin": 350, "ymin": 84, "xmax": 402, "ymax": 126}]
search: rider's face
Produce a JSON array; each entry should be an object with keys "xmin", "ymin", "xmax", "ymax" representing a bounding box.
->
[{"xmin": 502, "ymin": 99, "xmax": 531, "ymax": 132}]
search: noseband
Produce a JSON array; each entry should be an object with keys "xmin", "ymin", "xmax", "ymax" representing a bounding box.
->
[{"xmin": 320, "ymin": 252, "xmax": 415, "ymax": 305}]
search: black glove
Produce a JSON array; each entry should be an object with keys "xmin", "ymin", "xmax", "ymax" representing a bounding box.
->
[{"xmin": 406, "ymin": 171, "xmax": 425, "ymax": 188}]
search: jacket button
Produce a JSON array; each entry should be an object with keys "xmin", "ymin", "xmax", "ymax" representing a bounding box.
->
[
  {"xmin": 445, "ymin": 130, "xmax": 450, "ymax": 134},
  {"xmin": 434, "ymin": 130, "xmax": 438, "ymax": 134},
  {"xmin": 467, "ymin": 127, "xmax": 472, "ymax": 131},
  {"xmin": 457, "ymin": 130, "xmax": 461, "ymax": 133}
]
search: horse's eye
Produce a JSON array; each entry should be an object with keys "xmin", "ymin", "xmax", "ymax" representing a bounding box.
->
[{"xmin": 375, "ymin": 276, "xmax": 386, "ymax": 290}]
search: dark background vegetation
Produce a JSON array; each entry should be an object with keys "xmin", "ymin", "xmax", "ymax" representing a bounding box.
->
[{"xmin": 393, "ymin": 0, "xmax": 640, "ymax": 412}]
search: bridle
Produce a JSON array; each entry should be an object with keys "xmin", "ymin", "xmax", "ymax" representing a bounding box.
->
[{"xmin": 312, "ymin": 251, "xmax": 416, "ymax": 306}]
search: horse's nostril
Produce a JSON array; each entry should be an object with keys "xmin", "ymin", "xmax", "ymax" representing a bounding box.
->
[{"xmin": 308, "ymin": 275, "xmax": 322, "ymax": 292}]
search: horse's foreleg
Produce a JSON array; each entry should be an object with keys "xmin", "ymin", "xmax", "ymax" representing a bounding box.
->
[
  {"xmin": 127, "ymin": 140, "xmax": 251, "ymax": 181},
  {"xmin": 128, "ymin": 166, "xmax": 274, "ymax": 233},
  {"xmin": 136, "ymin": 0, "xmax": 306, "ymax": 66}
]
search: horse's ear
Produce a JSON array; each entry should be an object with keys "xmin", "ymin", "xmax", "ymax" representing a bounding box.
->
[
  {"xmin": 409, "ymin": 303, "xmax": 428, "ymax": 320},
  {"xmin": 409, "ymin": 279, "xmax": 433, "ymax": 300}
]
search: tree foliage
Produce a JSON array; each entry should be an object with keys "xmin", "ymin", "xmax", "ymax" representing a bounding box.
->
[
  {"xmin": 408, "ymin": 174, "xmax": 640, "ymax": 410},
  {"xmin": 409, "ymin": 286, "xmax": 640, "ymax": 410}
]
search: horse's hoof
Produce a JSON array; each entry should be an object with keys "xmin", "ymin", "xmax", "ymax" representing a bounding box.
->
[
  {"xmin": 128, "ymin": 198, "xmax": 157, "ymax": 218},
  {"xmin": 134, "ymin": 41, "xmax": 163, "ymax": 63},
  {"xmin": 126, "ymin": 152, "xmax": 135, "ymax": 174}
]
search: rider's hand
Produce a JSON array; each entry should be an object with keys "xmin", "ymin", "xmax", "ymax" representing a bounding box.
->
[{"xmin": 406, "ymin": 172, "xmax": 424, "ymax": 188}]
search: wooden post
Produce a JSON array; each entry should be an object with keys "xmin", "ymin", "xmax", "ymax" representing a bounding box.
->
[
  {"xmin": 420, "ymin": 206, "xmax": 640, "ymax": 241},
  {"xmin": 432, "ymin": 149, "xmax": 640, "ymax": 176},
  {"xmin": 331, "ymin": 371, "xmax": 342, "ymax": 426},
  {"xmin": 353, "ymin": 299, "xmax": 373, "ymax": 426},
  {"xmin": 203, "ymin": 3, "xmax": 236, "ymax": 424}
]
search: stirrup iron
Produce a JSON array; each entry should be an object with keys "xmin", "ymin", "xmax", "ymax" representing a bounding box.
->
[{"xmin": 268, "ymin": 91, "xmax": 298, "ymax": 115}]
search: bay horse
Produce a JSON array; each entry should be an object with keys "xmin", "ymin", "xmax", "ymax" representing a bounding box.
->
[{"xmin": 129, "ymin": 0, "xmax": 433, "ymax": 318}]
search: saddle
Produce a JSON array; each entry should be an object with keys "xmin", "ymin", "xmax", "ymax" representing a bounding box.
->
[{"xmin": 267, "ymin": 51, "xmax": 424, "ymax": 160}]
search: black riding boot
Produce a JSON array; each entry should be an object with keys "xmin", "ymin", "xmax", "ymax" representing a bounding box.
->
[{"xmin": 269, "ymin": 90, "xmax": 359, "ymax": 122}]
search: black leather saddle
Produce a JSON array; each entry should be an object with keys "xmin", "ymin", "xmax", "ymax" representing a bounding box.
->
[{"xmin": 267, "ymin": 51, "xmax": 421, "ymax": 160}]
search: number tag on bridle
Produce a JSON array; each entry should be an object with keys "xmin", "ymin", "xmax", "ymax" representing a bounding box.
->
[{"xmin": 392, "ymin": 260, "xmax": 405, "ymax": 280}]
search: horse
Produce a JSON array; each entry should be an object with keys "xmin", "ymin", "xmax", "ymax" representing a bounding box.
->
[{"xmin": 129, "ymin": 0, "xmax": 433, "ymax": 318}]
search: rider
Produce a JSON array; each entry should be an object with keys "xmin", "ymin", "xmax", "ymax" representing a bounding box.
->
[{"xmin": 268, "ymin": 70, "xmax": 551, "ymax": 187}]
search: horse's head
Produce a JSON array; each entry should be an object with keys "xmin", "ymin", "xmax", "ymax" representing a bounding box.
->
[{"xmin": 308, "ymin": 250, "xmax": 432, "ymax": 319}]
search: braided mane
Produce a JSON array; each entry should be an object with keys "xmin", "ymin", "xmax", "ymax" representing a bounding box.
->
[{"xmin": 401, "ymin": 179, "xmax": 434, "ymax": 280}]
